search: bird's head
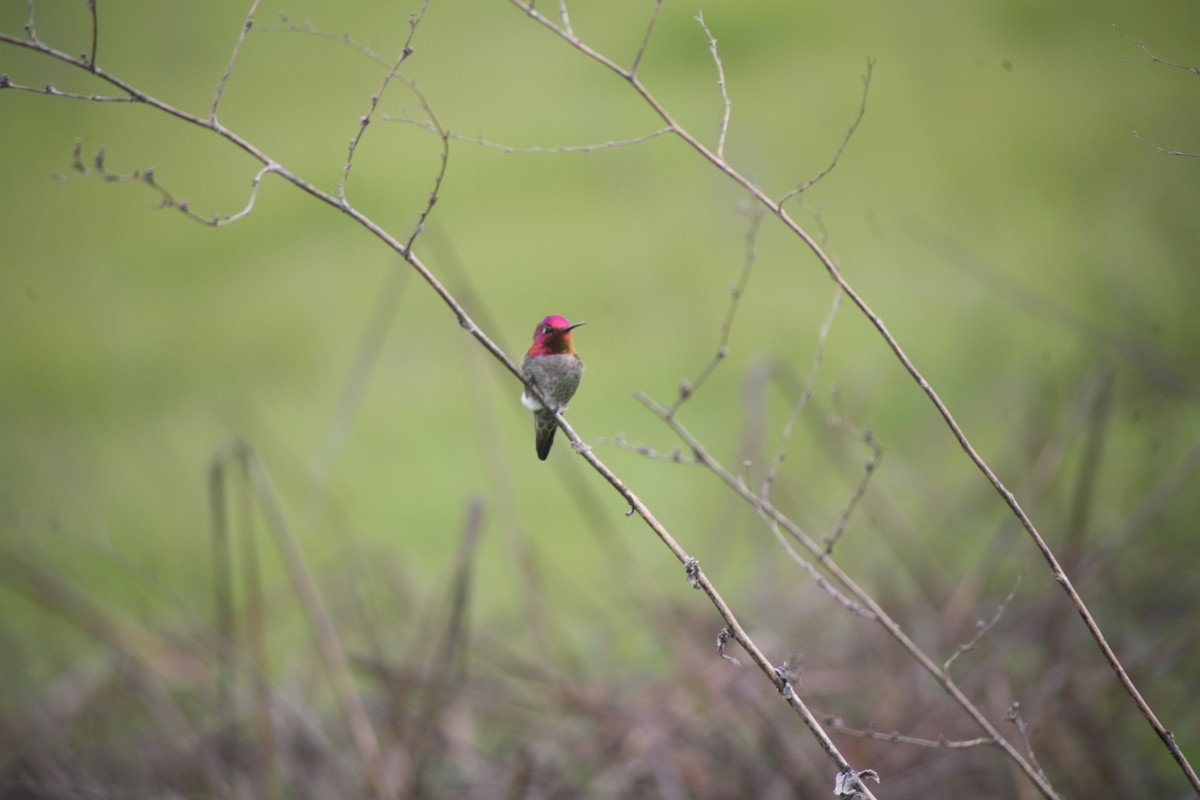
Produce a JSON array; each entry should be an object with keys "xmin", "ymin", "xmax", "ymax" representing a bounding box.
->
[{"xmin": 529, "ymin": 315, "xmax": 586, "ymax": 355}]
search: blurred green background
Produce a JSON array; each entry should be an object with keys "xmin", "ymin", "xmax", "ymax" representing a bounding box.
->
[{"xmin": 2, "ymin": 0, "xmax": 1199, "ymax": 794}]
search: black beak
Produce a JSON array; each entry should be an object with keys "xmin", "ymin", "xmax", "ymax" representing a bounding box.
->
[{"xmin": 564, "ymin": 321, "xmax": 587, "ymax": 332}]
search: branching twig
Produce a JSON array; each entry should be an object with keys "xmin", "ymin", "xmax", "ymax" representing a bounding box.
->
[
  {"xmin": 503, "ymin": 5, "xmax": 1197, "ymax": 794},
  {"xmin": 557, "ymin": 0, "xmax": 574, "ymax": 38},
  {"xmin": 55, "ymin": 140, "xmax": 279, "ymax": 226},
  {"xmin": 554, "ymin": 413, "xmax": 874, "ymax": 793},
  {"xmin": 0, "ymin": 9, "xmax": 876, "ymax": 793},
  {"xmin": 1113, "ymin": 26, "xmax": 1200, "ymax": 75},
  {"xmin": 1113, "ymin": 28, "xmax": 1199, "ymax": 157},
  {"xmin": 634, "ymin": 389, "xmax": 1058, "ymax": 799},
  {"xmin": 338, "ymin": 2, "xmax": 430, "ymax": 203},
  {"xmin": 0, "ymin": 27, "xmax": 496, "ymax": 382},
  {"xmin": 8, "ymin": 6, "xmax": 1198, "ymax": 796}
]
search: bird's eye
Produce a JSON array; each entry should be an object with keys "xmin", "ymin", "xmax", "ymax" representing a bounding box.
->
[{"xmin": 542, "ymin": 325, "xmax": 552, "ymax": 334}]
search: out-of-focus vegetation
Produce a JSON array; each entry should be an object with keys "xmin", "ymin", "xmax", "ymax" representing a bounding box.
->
[{"xmin": 1, "ymin": 1, "xmax": 1198, "ymax": 797}]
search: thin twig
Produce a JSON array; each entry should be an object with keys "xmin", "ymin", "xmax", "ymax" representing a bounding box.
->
[
  {"xmin": 86, "ymin": 0, "xmax": 98, "ymax": 69},
  {"xmin": 56, "ymin": 140, "xmax": 279, "ymax": 226},
  {"xmin": 760, "ymin": 288, "xmax": 842, "ymax": 499},
  {"xmin": 825, "ymin": 717, "xmax": 997, "ymax": 749},
  {"xmin": 211, "ymin": 0, "xmax": 261, "ymax": 121},
  {"xmin": 1112, "ymin": 28, "xmax": 1199, "ymax": 158},
  {"xmin": 338, "ymin": 1, "xmax": 430, "ymax": 203},
  {"xmin": 756, "ymin": 512, "xmax": 875, "ymax": 619},
  {"xmin": 0, "ymin": 76, "xmax": 136, "ymax": 102},
  {"xmin": 1006, "ymin": 702, "xmax": 1050, "ymax": 788},
  {"xmin": 669, "ymin": 205, "xmax": 763, "ymax": 417},
  {"xmin": 628, "ymin": 0, "xmax": 667, "ymax": 76},
  {"xmin": 255, "ymin": 14, "xmax": 391, "ymax": 67},
  {"xmin": 695, "ymin": 12, "xmax": 731, "ymax": 162},
  {"xmin": 0, "ymin": 31, "xmax": 495, "ymax": 381},
  {"xmin": 821, "ymin": 420, "xmax": 881, "ymax": 555},
  {"xmin": 602, "ymin": 433, "xmax": 700, "ymax": 465},
  {"xmin": 557, "ymin": 0, "xmax": 574, "ymax": 38},
  {"xmin": 401, "ymin": 84, "xmax": 447, "ymax": 254},
  {"xmin": 383, "ymin": 113, "xmax": 673, "ymax": 153},
  {"xmin": 630, "ymin": 0, "xmax": 663, "ymax": 76},
  {"xmin": 1131, "ymin": 131, "xmax": 1199, "ymax": 158},
  {"xmin": 780, "ymin": 59, "xmax": 874, "ymax": 206},
  {"xmin": 943, "ymin": 565, "xmax": 1026, "ymax": 673},
  {"xmin": 24, "ymin": 0, "xmax": 38, "ymax": 43},
  {"xmin": 1113, "ymin": 26, "xmax": 1200, "ymax": 75}
]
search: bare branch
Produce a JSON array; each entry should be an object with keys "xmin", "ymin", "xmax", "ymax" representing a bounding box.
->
[
  {"xmin": 760, "ymin": 288, "xmax": 843, "ymax": 499},
  {"xmin": 825, "ymin": 717, "xmax": 996, "ymax": 750},
  {"xmin": 211, "ymin": 0, "xmax": 262, "ymax": 122},
  {"xmin": 822, "ymin": 412, "xmax": 881, "ymax": 554},
  {"xmin": 339, "ymin": 2, "xmax": 431, "ymax": 203},
  {"xmin": 695, "ymin": 12, "xmax": 731, "ymax": 161},
  {"xmin": 382, "ymin": 113, "xmax": 673, "ymax": 153},
  {"xmin": 9, "ymin": 7, "xmax": 1197, "ymax": 795},
  {"xmin": 630, "ymin": 0, "xmax": 663, "ymax": 77},
  {"xmin": 602, "ymin": 433, "xmax": 700, "ymax": 465},
  {"xmin": 4, "ymin": 32, "xmax": 863, "ymax": 790},
  {"xmin": 669, "ymin": 205, "xmax": 763, "ymax": 417},
  {"xmin": 57, "ymin": 140, "xmax": 279, "ymax": 226},
  {"xmin": 24, "ymin": 0, "xmax": 38, "ymax": 43},
  {"xmin": 1005, "ymin": 702, "xmax": 1050, "ymax": 788},
  {"xmin": 85, "ymin": 0, "xmax": 97, "ymax": 68},
  {"xmin": 401, "ymin": 85, "xmax": 448, "ymax": 254},
  {"xmin": 634, "ymin": 388, "xmax": 1059, "ymax": 799},
  {"xmin": 1113, "ymin": 26, "xmax": 1200, "ymax": 75},
  {"xmin": 557, "ymin": 0, "xmax": 574, "ymax": 38},
  {"xmin": 780, "ymin": 58, "xmax": 874, "ymax": 207},
  {"xmin": 1131, "ymin": 130, "xmax": 1199, "ymax": 158},
  {"xmin": 943, "ymin": 565, "xmax": 1026, "ymax": 673},
  {"xmin": 758, "ymin": 512, "xmax": 876, "ymax": 620},
  {"xmin": 499, "ymin": 10, "xmax": 1195, "ymax": 793},
  {"xmin": 255, "ymin": 14, "xmax": 391, "ymax": 67},
  {"xmin": 0, "ymin": 75, "xmax": 136, "ymax": 102}
]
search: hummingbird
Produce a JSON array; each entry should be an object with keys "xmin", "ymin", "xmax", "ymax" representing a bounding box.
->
[{"xmin": 521, "ymin": 314, "xmax": 586, "ymax": 460}]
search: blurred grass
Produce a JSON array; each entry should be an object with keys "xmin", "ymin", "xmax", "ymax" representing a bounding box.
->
[{"xmin": 2, "ymin": 0, "xmax": 1199, "ymax": 795}]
